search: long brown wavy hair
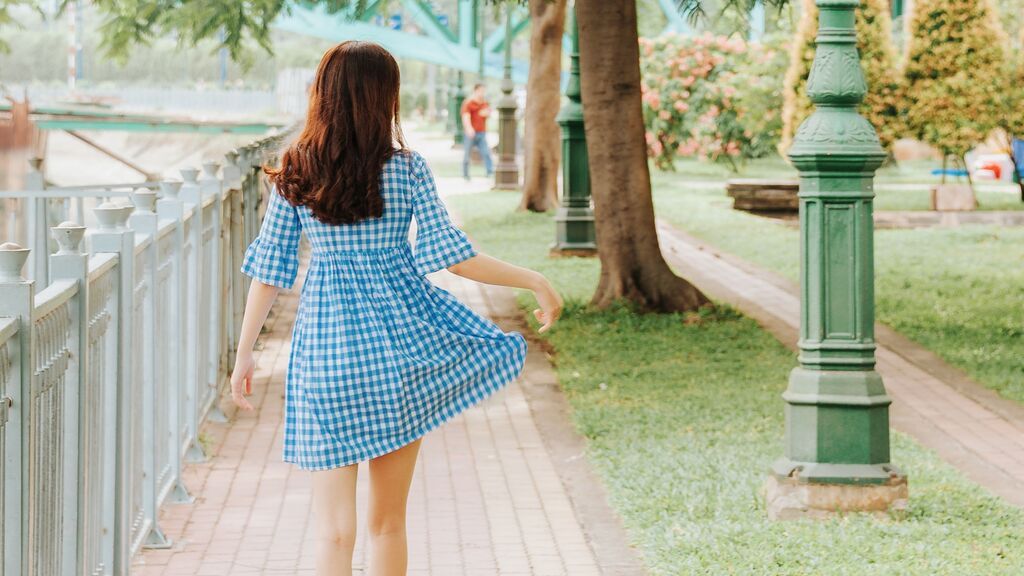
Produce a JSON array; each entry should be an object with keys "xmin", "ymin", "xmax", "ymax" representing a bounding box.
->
[{"xmin": 265, "ymin": 41, "xmax": 406, "ymax": 225}]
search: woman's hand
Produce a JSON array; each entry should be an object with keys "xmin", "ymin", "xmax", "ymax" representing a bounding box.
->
[
  {"xmin": 445, "ymin": 253, "xmax": 563, "ymax": 332},
  {"xmin": 230, "ymin": 351, "xmax": 257, "ymax": 411},
  {"xmin": 532, "ymin": 279, "xmax": 563, "ymax": 334}
]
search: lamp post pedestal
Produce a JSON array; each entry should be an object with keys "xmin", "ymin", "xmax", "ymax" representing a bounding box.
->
[
  {"xmin": 445, "ymin": 70, "xmax": 457, "ymax": 134},
  {"xmin": 552, "ymin": 6, "xmax": 595, "ymax": 255},
  {"xmin": 452, "ymin": 72, "xmax": 466, "ymax": 148},
  {"xmin": 494, "ymin": 9, "xmax": 519, "ymax": 190},
  {"xmin": 765, "ymin": 0, "xmax": 906, "ymax": 520}
]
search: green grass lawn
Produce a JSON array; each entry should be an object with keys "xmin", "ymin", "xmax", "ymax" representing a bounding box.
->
[
  {"xmin": 874, "ymin": 185, "xmax": 1024, "ymax": 211},
  {"xmin": 450, "ymin": 191, "xmax": 1024, "ymax": 575},
  {"xmin": 650, "ymin": 170, "xmax": 1024, "ymax": 404}
]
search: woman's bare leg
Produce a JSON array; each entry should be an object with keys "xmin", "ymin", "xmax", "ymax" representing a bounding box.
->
[
  {"xmin": 311, "ymin": 464, "xmax": 359, "ymax": 576},
  {"xmin": 367, "ymin": 437, "xmax": 423, "ymax": 576}
]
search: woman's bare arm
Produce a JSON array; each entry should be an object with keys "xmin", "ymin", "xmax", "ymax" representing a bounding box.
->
[
  {"xmin": 447, "ymin": 253, "xmax": 563, "ymax": 332},
  {"xmin": 230, "ymin": 280, "xmax": 281, "ymax": 411}
]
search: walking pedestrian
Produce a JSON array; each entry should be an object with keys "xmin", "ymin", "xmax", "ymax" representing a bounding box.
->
[
  {"xmin": 461, "ymin": 83, "xmax": 495, "ymax": 180},
  {"xmin": 231, "ymin": 41, "xmax": 563, "ymax": 576}
]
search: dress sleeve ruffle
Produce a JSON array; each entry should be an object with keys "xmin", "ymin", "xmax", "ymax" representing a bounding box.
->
[
  {"xmin": 408, "ymin": 150, "xmax": 477, "ymax": 276},
  {"xmin": 413, "ymin": 224, "xmax": 477, "ymax": 277},
  {"xmin": 240, "ymin": 235, "xmax": 300, "ymax": 289}
]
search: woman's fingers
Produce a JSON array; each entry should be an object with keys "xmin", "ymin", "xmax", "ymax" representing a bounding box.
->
[
  {"xmin": 534, "ymin": 308, "xmax": 555, "ymax": 333},
  {"xmin": 231, "ymin": 368, "xmax": 255, "ymax": 412}
]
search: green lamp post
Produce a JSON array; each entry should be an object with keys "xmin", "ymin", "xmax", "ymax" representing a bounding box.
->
[
  {"xmin": 552, "ymin": 5, "xmax": 595, "ymax": 254},
  {"xmin": 494, "ymin": 7, "xmax": 520, "ymax": 190},
  {"xmin": 766, "ymin": 0, "xmax": 906, "ymax": 519},
  {"xmin": 446, "ymin": 69, "xmax": 458, "ymax": 134},
  {"xmin": 442, "ymin": 69, "xmax": 453, "ymax": 133},
  {"xmin": 453, "ymin": 71, "xmax": 466, "ymax": 147}
]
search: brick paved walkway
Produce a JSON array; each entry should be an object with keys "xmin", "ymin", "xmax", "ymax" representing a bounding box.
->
[
  {"xmin": 656, "ymin": 221, "xmax": 1024, "ymax": 507},
  {"xmin": 134, "ymin": 243, "xmax": 645, "ymax": 574}
]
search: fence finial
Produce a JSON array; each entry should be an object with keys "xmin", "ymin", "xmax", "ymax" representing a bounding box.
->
[
  {"xmin": 159, "ymin": 180, "xmax": 182, "ymax": 199},
  {"xmin": 201, "ymin": 161, "xmax": 221, "ymax": 180},
  {"xmin": 114, "ymin": 204, "xmax": 134, "ymax": 228},
  {"xmin": 225, "ymin": 150, "xmax": 239, "ymax": 167},
  {"xmin": 52, "ymin": 221, "xmax": 86, "ymax": 255},
  {"xmin": 0, "ymin": 242, "xmax": 30, "ymax": 281},
  {"xmin": 27, "ymin": 157, "xmax": 43, "ymax": 171},
  {"xmin": 180, "ymin": 168, "xmax": 200, "ymax": 184},
  {"xmin": 94, "ymin": 201, "xmax": 123, "ymax": 231},
  {"xmin": 131, "ymin": 188, "xmax": 158, "ymax": 213}
]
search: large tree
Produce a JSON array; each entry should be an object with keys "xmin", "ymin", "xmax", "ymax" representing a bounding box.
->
[
  {"xmin": 519, "ymin": 0, "xmax": 565, "ymax": 212},
  {"xmin": 576, "ymin": 0, "xmax": 708, "ymax": 311}
]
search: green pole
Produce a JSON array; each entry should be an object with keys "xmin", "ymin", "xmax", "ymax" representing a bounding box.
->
[
  {"xmin": 552, "ymin": 6, "xmax": 595, "ymax": 254},
  {"xmin": 477, "ymin": 0, "xmax": 485, "ymax": 78},
  {"xmin": 446, "ymin": 69, "xmax": 457, "ymax": 134},
  {"xmin": 767, "ymin": 0, "xmax": 906, "ymax": 519},
  {"xmin": 494, "ymin": 6, "xmax": 519, "ymax": 190},
  {"xmin": 453, "ymin": 71, "xmax": 466, "ymax": 147}
]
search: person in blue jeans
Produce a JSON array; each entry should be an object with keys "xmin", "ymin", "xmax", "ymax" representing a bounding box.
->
[{"xmin": 461, "ymin": 83, "xmax": 494, "ymax": 180}]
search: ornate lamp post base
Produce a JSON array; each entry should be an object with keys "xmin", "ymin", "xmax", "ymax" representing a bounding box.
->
[
  {"xmin": 551, "ymin": 6, "xmax": 596, "ymax": 255},
  {"xmin": 551, "ymin": 207, "xmax": 596, "ymax": 254},
  {"xmin": 493, "ymin": 9, "xmax": 520, "ymax": 191},
  {"xmin": 451, "ymin": 71, "xmax": 466, "ymax": 148},
  {"xmin": 493, "ymin": 148, "xmax": 520, "ymax": 189},
  {"xmin": 766, "ymin": 0, "xmax": 905, "ymax": 519},
  {"xmin": 767, "ymin": 368, "xmax": 907, "ymax": 519},
  {"xmin": 493, "ymin": 170, "xmax": 520, "ymax": 190}
]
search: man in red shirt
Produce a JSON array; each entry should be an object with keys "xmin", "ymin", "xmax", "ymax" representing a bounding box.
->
[{"xmin": 460, "ymin": 83, "xmax": 494, "ymax": 181}]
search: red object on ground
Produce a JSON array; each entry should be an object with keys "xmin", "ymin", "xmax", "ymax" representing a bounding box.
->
[{"xmin": 980, "ymin": 161, "xmax": 1002, "ymax": 180}]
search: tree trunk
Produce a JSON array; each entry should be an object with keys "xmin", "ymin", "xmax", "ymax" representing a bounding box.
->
[
  {"xmin": 575, "ymin": 0, "xmax": 710, "ymax": 313},
  {"xmin": 519, "ymin": 0, "xmax": 566, "ymax": 212}
]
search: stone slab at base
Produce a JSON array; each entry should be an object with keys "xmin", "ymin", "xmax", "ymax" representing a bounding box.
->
[
  {"xmin": 548, "ymin": 245, "xmax": 597, "ymax": 258},
  {"xmin": 492, "ymin": 169, "xmax": 519, "ymax": 191},
  {"xmin": 765, "ymin": 473, "xmax": 908, "ymax": 521},
  {"xmin": 930, "ymin": 183, "xmax": 977, "ymax": 211}
]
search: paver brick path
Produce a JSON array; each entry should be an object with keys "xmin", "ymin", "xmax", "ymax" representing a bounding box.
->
[
  {"xmin": 134, "ymin": 244, "xmax": 644, "ymax": 575},
  {"xmin": 656, "ymin": 221, "xmax": 1024, "ymax": 507}
]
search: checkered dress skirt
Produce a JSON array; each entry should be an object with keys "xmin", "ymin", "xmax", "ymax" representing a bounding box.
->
[{"xmin": 240, "ymin": 150, "xmax": 527, "ymax": 470}]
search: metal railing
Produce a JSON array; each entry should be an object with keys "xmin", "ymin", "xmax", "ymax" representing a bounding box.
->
[{"xmin": 0, "ymin": 128, "xmax": 289, "ymax": 575}]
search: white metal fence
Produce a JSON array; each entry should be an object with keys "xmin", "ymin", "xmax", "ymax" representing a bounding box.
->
[{"xmin": 0, "ymin": 129, "xmax": 288, "ymax": 575}]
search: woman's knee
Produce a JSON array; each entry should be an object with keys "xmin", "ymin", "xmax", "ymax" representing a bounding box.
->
[
  {"xmin": 317, "ymin": 517, "xmax": 358, "ymax": 550},
  {"xmin": 367, "ymin": 510, "xmax": 406, "ymax": 538}
]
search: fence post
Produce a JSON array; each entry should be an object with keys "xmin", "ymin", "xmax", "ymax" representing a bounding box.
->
[
  {"xmin": 200, "ymin": 161, "xmax": 228, "ymax": 424},
  {"xmin": 88, "ymin": 201, "xmax": 136, "ymax": 575},
  {"xmin": 24, "ymin": 158, "xmax": 48, "ymax": 284},
  {"xmin": 241, "ymin": 147, "xmax": 261, "ymax": 248},
  {"xmin": 48, "ymin": 222, "xmax": 88, "ymax": 576},
  {"xmin": 178, "ymin": 168, "xmax": 206, "ymax": 462},
  {"xmin": 155, "ymin": 180, "xmax": 194, "ymax": 505},
  {"xmin": 128, "ymin": 188, "xmax": 174, "ymax": 549},
  {"xmin": 224, "ymin": 151, "xmax": 245, "ymax": 370},
  {"xmin": 0, "ymin": 243, "xmax": 31, "ymax": 576}
]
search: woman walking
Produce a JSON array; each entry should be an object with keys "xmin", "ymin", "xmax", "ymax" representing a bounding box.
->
[{"xmin": 230, "ymin": 41, "xmax": 563, "ymax": 576}]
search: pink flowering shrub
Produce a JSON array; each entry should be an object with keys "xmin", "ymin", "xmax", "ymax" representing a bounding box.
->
[{"xmin": 640, "ymin": 32, "xmax": 787, "ymax": 171}]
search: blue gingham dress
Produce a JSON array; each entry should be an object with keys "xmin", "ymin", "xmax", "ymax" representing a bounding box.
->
[{"xmin": 240, "ymin": 150, "xmax": 528, "ymax": 470}]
